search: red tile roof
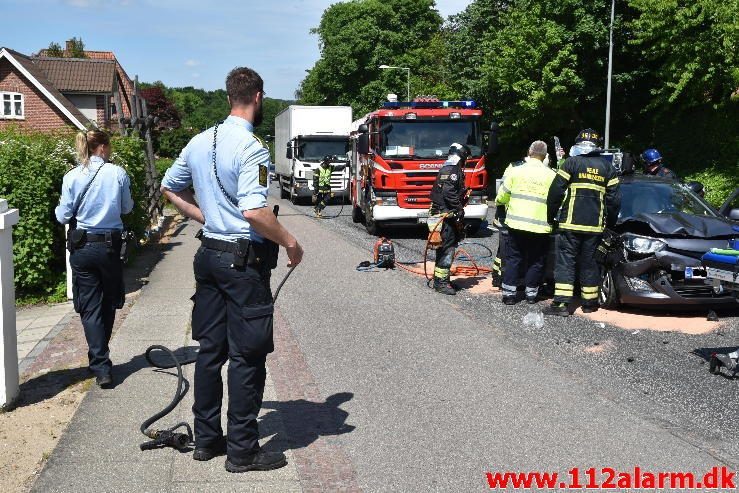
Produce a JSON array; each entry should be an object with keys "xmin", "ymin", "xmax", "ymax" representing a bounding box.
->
[{"xmin": 33, "ymin": 57, "xmax": 116, "ymax": 93}]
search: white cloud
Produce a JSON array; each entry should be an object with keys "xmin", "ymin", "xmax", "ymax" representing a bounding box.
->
[{"xmin": 185, "ymin": 59, "xmax": 199, "ymax": 67}]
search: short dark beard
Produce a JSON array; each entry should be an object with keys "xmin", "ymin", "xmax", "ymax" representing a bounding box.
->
[{"xmin": 253, "ymin": 101, "xmax": 264, "ymax": 127}]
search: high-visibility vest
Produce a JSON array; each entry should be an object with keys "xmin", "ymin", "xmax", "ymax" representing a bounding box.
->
[
  {"xmin": 495, "ymin": 157, "xmax": 556, "ymax": 234},
  {"xmin": 315, "ymin": 165, "xmax": 333, "ymax": 191}
]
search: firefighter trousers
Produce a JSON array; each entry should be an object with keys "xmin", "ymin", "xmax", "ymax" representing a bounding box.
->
[
  {"xmin": 434, "ymin": 220, "xmax": 459, "ymax": 280},
  {"xmin": 553, "ymin": 230, "xmax": 601, "ymax": 306}
]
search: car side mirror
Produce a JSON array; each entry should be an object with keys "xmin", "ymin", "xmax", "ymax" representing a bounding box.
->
[
  {"xmin": 286, "ymin": 142, "xmax": 293, "ymax": 160},
  {"xmin": 487, "ymin": 121, "xmax": 500, "ymax": 156},
  {"xmin": 357, "ymin": 125, "xmax": 370, "ymax": 154},
  {"xmin": 729, "ymin": 208, "xmax": 739, "ymax": 221}
]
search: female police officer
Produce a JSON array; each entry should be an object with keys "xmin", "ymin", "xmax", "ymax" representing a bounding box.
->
[{"xmin": 55, "ymin": 130, "xmax": 133, "ymax": 388}]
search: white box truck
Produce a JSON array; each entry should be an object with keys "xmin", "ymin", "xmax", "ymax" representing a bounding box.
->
[{"xmin": 274, "ymin": 105, "xmax": 352, "ymax": 203}]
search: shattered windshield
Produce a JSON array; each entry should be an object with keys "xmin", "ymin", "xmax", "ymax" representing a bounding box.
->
[
  {"xmin": 619, "ymin": 181, "xmax": 719, "ymax": 220},
  {"xmin": 380, "ymin": 120, "xmax": 482, "ymax": 159}
]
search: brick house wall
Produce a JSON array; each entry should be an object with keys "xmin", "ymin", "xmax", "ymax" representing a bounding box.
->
[{"xmin": 0, "ymin": 59, "xmax": 72, "ymax": 132}]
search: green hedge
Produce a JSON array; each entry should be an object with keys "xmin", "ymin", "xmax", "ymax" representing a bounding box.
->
[{"xmin": 0, "ymin": 129, "xmax": 151, "ymax": 298}]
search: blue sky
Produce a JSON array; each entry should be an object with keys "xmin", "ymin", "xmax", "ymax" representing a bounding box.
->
[{"xmin": 2, "ymin": 0, "xmax": 472, "ymax": 100}]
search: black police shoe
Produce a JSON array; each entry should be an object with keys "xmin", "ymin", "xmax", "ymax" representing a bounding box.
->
[
  {"xmin": 543, "ymin": 303, "xmax": 570, "ymax": 317},
  {"xmin": 96, "ymin": 373, "xmax": 113, "ymax": 389},
  {"xmin": 581, "ymin": 304, "xmax": 600, "ymax": 314},
  {"xmin": 526, "ymin": 295, "xmax": 538, "ymax": 304},
  {"xmin": 502, "ymin": 295, "xmax": 517, "ymax": 305},
  {"xmin": 193, "ymin": 436, "xmax": 226, "ymax": 461},
  {"xmin": 225, "ymin": 450, "xmax": 287, "ymax": 473}
]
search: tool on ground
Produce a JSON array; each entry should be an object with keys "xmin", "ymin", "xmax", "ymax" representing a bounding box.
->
[
  {"xmin": 373, "ymin": 237, "xmax": 396, "ymax": 268},
  {"xmin": 709, "ymin": 350, "xmax": 739, "ymax": 378}
]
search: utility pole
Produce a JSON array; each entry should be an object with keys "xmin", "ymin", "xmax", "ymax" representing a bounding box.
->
[{"xmin": 604, "ymin": 0, "xmax": 616, "ymax": 148}]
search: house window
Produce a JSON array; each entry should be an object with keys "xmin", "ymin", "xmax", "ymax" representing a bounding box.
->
[{"xmin": 1, "ymin": 92, "xmax": 24, "ymax": 119}]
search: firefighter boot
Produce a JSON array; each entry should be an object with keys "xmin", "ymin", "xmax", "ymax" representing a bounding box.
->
[
  {"xmin": 433, "ymin": 269, "xmax": 456, "ymax": 296},
  {"xmin": 543, "ymin": 302, "xmax": 570, "ymax": 317}
]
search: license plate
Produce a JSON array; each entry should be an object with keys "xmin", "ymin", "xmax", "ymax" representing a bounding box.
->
[
  {"xmin": 685, "ymin": 267, "xmax": 706, "ymax": 280},
  {"xmin": 417, "ymin": 211, "xmax": 429, "ymax": 224},
  {"xmin": 706, "ymin": 267, "xmax": 739, "ymax": 283}
]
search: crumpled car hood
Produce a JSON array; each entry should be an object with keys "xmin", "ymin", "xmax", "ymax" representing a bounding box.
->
[{"xmin": 619, "ymin": 212, "xmax": 737, "ymax": 238}]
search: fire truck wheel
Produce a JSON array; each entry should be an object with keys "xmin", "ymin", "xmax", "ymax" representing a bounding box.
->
[
  {"xmin": 365, "ymin": 217, "xmax": 382, "ymax": 236},
  {"xmin": 352, "ymin": 206, "xmax": 363, "ymax": 223}
]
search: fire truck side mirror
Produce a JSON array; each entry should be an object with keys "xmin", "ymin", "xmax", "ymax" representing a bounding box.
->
[
  {"xmin": 286, "ymin": 142, "xmax": 293, "ymax": 160},
  {"xmin": 357, "ymin": 125, "xmax": 370, "ymax": 154},
  {"xmin": 487, "ymin": 121, "xmax": 500, "ymax": 156}
]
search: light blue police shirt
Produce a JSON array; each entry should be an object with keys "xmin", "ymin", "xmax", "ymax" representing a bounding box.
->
[
  {"xmin": 55, "ymin": 156, "xmax": 134, "ymax": 232},
  {"xmin": 160, "ymin": 115, "xmax": 271, "ymax": 242}
]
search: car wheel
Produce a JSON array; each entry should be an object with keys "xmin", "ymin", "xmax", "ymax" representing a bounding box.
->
[{"xmin": 599, "ymin": 268, "xmax": 620, "ymax": 309}]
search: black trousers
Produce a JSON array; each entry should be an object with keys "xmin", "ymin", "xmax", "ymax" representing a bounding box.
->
[
  {"xmin": 70, "ymin": 242, "xmax": 124, "ymax": 377},
  {"xmin": 191, "ymin": 246, "xmax": 274, "ymax": 459},
  {"xmin": 434, "ymin": 220, "xmax": 459, "ymax": 279},
  {"xmin": 553, "ymin": 230, "xmax": 601, "ymax": 305},
  {"xmin": 315, "ymin": 190, "xmax": 331, "ymax": 211},
  {"xmin": 502, "ymin": 228, "xmax": 549, "ymax": 296}
]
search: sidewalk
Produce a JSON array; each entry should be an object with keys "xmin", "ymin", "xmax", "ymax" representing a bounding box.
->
[
  {"xmin": 31, "ymin": 219, "xmax": 302, "ymax": 493},
  {"xmin": 15, "ymin": 302, "xmax": 74, "ymax": 375}
]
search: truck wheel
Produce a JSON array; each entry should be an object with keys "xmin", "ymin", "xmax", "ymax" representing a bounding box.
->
[
  {"xmin": 279, "ymin": 176, "xmax": 289, "ymax": 199},
  {"xmin": 365, "ymin": 213, "xmax": 382, "ymax": 235},
  {"xmin": 599, "ymin": 268, "xmax": 620, "ymax": 309},
  {"xmin": 464, "ymin": 220, "xmax": 482, "ymax": 237},
  {"xmin": 352, "ymin": 205, "xmax": 363, "ymax": 223},
  {"xmin": 289, "ymin": 178, "xmax": 300, "ymax": 205}
]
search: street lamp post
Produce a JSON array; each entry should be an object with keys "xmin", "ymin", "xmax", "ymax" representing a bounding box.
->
[
  {"xmin": 379, "ymin": 65, "xmax": 410, "ymax": 101},
  {"xmin": 604, "ymin": 0, "xmax": 616, "ymax": 148}
]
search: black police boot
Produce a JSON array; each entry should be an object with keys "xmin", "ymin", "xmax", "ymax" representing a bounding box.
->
[
  {"xmin": 433, "ymin": 277, "xmax": 456, "ymax": 296},
  {"xmin": 225, "ymin": 450, "xmax": 287, "ymax": 473},
  {"xmin": 526, "ymin": 295, "xmax": 538, "ymax": 304},
  {"xmin": 543, "ymin": 303, "xmax": 570, "ymax": 317},
  {"xmin": 193, "ymin": 436, "xmax": 226, "ymax": 461},
  {"xmin": 96, "ymin": 373, "xmax": 113, "ymax": 389},
  {"xmin": 581, "ymin": 303, "xmax": 600, "ymax": 314},
  {"xmin": 502, "ymin": 294, "xmax": 517, "ymax": 305}
]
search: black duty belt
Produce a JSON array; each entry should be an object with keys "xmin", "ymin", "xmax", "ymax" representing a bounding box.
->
[
  {"xmin": 86, "ymin": 232, "xmax": 122, "ymax": 242},
  {"xmin": 199, "ymin": 235, "xmax": 248, "ymax": 254}
]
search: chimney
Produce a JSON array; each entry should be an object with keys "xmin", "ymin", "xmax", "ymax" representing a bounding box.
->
[{"xmin": 66, "ymin": 39, "xmax": 74, "ymax": 53}]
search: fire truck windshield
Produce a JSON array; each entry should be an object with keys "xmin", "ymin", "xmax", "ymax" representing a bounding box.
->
[
  {"xmin": 379, "ymin": 120, "xmax": 482, "ymax": 159},
  {"xmin": 298, "ymin": 139, "xmax": 349, "ymax": 162}
]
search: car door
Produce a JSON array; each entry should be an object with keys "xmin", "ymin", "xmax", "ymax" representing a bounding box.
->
[{"xmin": 719, "ymin": 188, "xmax": 739, "ymax": 222}]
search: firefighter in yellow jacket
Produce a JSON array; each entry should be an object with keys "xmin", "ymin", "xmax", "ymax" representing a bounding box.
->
[
  {"xmin": 495, "ymin": 141, "xmax": 556, "ymax": 305},
  {"xmin": 545, "ymin": 129, "xmax": 621, "ymax": 316}
]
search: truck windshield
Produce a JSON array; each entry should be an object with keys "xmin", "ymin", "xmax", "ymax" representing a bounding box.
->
[
  {"xmin": 380, "ymin": 120, "xmax": 482, "ymax": 159},
  {"xmin": 299, "ymin": 139, "xmax": 349, "ymax": 162}
]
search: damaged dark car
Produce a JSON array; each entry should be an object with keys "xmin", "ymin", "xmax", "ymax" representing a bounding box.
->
[{"xmin": 599, "ymin": 175, "xmax": 739, "ymax": 309}]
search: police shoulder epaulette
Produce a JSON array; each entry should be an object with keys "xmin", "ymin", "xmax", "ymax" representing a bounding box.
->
[{"xmin": 253, "ymin": 134, "xmax": 269, "ymax": 150}]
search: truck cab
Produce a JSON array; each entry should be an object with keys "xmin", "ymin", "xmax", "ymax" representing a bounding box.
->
[
  {"xmin": 282, "ymin": 135, "xmax": 350, "ymax": 202},
  {"xmin": 349, "ymin": 100, "xmax": 490, "ymax": 234}
]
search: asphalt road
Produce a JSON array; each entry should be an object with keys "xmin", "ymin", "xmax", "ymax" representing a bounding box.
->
[{"xmin": 270, "ymin": 184, "xmax": 739, "ymax": 491}]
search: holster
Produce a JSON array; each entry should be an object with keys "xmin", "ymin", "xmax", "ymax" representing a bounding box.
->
[
  {"xmin": 66, "ymin": 228, "xmax": 86, "ymax": 253},
  {"xmin": 120, "ymin": 231, "xmax": 135, "ymax": 263},
  {"xmin": 249, "ymin": 240, "xmax": 279, "ymax": 271}
]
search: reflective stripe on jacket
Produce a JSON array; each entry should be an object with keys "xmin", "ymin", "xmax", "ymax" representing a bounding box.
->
[
  {"xmin": 547, "ymin": 152, "xmax": 621, "ymax": 234},
  {"xmin": 313, "ymin": 165, "xmax": 333, "ymax": 191},
  {"xmin": 495, "ymin": 157, "xmax": 556, "ymax": 234}
]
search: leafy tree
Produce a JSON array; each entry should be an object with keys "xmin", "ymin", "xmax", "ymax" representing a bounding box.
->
[
  {"xmin": 68, "ymin": 37, "xmax": 86, "ymax": 58},
  {"xmin": 298, "ymin": 0, "xmax": 445, "ymax": 115},
  {"xmin": 140, "ymin": 85, "xmax": 181, "ymax": 130},
  {"xmin": 46, "ymin": 42, "xmax": 63, "ymax": 57}
]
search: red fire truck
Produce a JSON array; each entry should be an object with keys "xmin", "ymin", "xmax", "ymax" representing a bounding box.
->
[{"xmin": 349, "ymin": 99, "xmax": 494, "ymax": 235}]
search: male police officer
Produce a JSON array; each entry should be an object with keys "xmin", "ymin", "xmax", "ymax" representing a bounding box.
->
[
  {"xmin": 545, "ymin": 129, "xmax": 620, "ymax": 316},
  {"xmin": 429, "ymin": 143, "xmax": 470, "ymax": 295},
  {"xmin": 161, "ymin": 67, "xmax": 303, "ymax": 472},
  {"xmin": 495, "ymin": 141, "xmax": 556, "ymax": 305},
  {"xmin": 313, "ymin": 155, "xmax": 335, "ymax": 216},
  {"xmin": 641, "ymin": 148, "xmax": 678, "ymax": 180}
]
